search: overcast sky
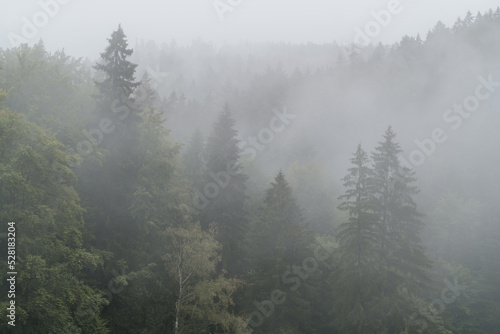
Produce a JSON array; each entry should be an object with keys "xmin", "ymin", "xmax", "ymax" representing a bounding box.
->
[{"xmin": 0, "ymin": 0, "xmax": 497, "ymax": 59}]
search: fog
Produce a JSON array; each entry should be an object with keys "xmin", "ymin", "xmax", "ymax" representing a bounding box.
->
[
  {"xmin": 0, "ymin": 0, "xmax": 496, "ymax": 57},
  {"xmin": 1, "ymin": 1, "xmax": 499, "ymax": 333}
]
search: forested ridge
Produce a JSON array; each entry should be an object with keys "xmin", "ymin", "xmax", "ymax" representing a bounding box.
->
[{"xmin": 0, "ymin": 9, "xmax": 499, "ymax": 334}]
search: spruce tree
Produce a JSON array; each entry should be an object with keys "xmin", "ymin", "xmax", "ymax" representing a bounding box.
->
[
  {"xmin": 79, "ymin": 26, "xmax": 142, "ymax": 254},
  {"xmin": 337, "ymin": 144, "xmax": 379, "ymax": 270},
  {"xmin": 94, "ymin": 24, "xmax": 139, "ymax": 103},
  {"xmin": 333, "ymin": 144, "xmax": 381, "ymax": 333},
  {"xmin": 371, "ymin": 126, "xmax": 402, "ymax": 262},
  {"xmin": 371, "ymin": 126, "xmax": 431, "ymax": 292},
  {"xmin": 245, "ymin": 171, "xmax": 317, "ymax": 333},
  {"xmin": 258, "ymin": 170, "xmax": 309, "ymax": 264},
  {"xmin": 333, "ymin": 133, "xmax": 433, "ymax": 333},
  {"xmin": 200, "ymin": 104, "xmax": 248, "ymax": 275}
]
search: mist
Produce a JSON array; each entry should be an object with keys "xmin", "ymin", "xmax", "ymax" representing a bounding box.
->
[{"xmin": 0, "ymin": 1, "xmax": 499, "ymax": 333}]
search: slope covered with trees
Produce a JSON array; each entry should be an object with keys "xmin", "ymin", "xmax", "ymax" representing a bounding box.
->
[{"xmin": 0, "ymin": 9, "xmax": 499, "ymax": 333}]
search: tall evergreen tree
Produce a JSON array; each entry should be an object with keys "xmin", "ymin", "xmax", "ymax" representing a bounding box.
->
[
  {"xmin": 371, "ymin": 126, "xmax": 402, "ymax": 261},
  {"xmin": 94, "ymin": 24, "xmax": 139, "ymax": 104},
  {"xmin": 332, "ymin": 144, "xmax": 381, "ymax": 333},
  {"xmin": 257, "ymin": 171, "xmax": 309, "ymax": 265},
  {"xmin": 332, "ymin": 132, "xmax": 433, "ymax": 333},
  {"xmin": 79, "ymin": 26, "xmax": 142, "ymax": 257},
  {"xmin": 371, "ymin": 126, "xmax": 431, "ymax": 292},
  {"xmin": 337, "ymin": 144, "xmax": 379, "ymax": 271},
  {"xmin": 199, "ymin": 105, "xmax": 248, "ymax": 274},
  {"xmin": 245, "ymin": 171, "xmax": 318, "ymax": 333},
  {"xmin": 79, "ymin": 27, "xmax": 198, "ymax": 333}
]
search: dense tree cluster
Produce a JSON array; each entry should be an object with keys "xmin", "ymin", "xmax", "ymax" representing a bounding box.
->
[{"xmin": 0, "ymin": 9, "xmax": 499, "ymax": 333}]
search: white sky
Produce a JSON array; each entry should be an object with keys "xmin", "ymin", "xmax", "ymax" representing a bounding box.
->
[{"xmin": 0, "ymin": 0, "xmax": 497, "ymax": 59}]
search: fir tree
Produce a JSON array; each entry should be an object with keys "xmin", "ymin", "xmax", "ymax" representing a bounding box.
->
[
  {"xmin": 94, "ymin": 24, "xmax": 139, "ymax": 103},
  {"xmin": 337, "ymin": 144, "xmax": 379, "ymax": 270},
  {"xmin": 332, "ymin": 144, "xmax": 381, "ymax": 333},
  {"xmin": 200, "ymin": 104, "xmax": 248, "ymax": 275},
  {"xmin": 245, "ymin": 171, "xmax": 318, "ymax": 333},
  {"xmin": 371, "ymin": 126, "xmax": 432, "ymax": 292}
]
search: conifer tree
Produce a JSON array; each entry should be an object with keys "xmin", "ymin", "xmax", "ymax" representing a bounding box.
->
[
  {"xmin": 200, "ymin": 105, "xmax": 248, "ymax": 274},
  {"xmin": 337, "ymin": 144, "xmax": 379, "ymax": 270},
  {"xmin": 332, "ymin": 144, "xmax": 381, "ymax": 333},
  {"xmin": 333, "ymin": 132, "xmax": 433, "ymax": 333},
  {"xmin": 245, "ymin": 171, "xmax": 318, "ymax": 333},
  {"xmin": 79, "ymin": 26, "xmax": 142, "ymax": 257},
  {"xmin": 371, "ymin": 126, "xmax": 431, "ymax": 292},
  {"xmin": 259, "ymin": 171, "xmax": 308, "ymax": 263},
  {"xmin": 94, "ymin": 24, "xmax": 139, "ymax": 103}
]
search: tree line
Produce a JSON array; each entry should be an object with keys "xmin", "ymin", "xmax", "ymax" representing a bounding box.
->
[{"xmin": 0, "ymin": 9, "xmax": 499, "ymax": 333}]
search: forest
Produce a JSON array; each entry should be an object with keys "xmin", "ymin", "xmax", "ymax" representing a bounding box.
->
[{"xmin": 0, "ymin": 7, "xmax": 500, "ymax": 334}]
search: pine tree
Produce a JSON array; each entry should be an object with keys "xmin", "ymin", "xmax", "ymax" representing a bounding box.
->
[
  {"xmin": 259, "ymin": 171, "xmax": 308, "ymax": 263},
  {"xmin": 371, "ymin": 126, "xmax": 402, "ymax": 261},
  {"xmin": 79, "ymin": 26, "xmax": 143, "ymax": 258},
  {"xmin": 337, "ymin": 144, "xmax": 379, "ymax": 271},
  {"xmin": 332, "ymin": 144, "xmax": 381, "ymax": 333},
  {"xmin": 245, "ymin": 171, "xmax": 318, "ymax": 333},
  {"xmin": 371, "ymin": 126, "xmax": 431, "ymax": 292},
  {"xmin": 332, "ymin": 131, "xmax": 433, "ymax": 333},
  {"xmin": 92, "ymin": 25, "xmax": 141, "ymax": 150},
  {"xmin": 94, "ymin": 24, "xmax": 139, "ymax": 103},
  {"xmin": 200, "ymin": 104, "xmax": 248, "ymax": 275},
  {"xmin": 463, "ymin": 11, "xmax": 475, "ymax": 28},
  {"xmin": 78, "ymin": 28, "xmax": 189, "ymax": 333},
  {"xmin": 453, "ymin": 17, "xmax": 465, "ymax": 33}
]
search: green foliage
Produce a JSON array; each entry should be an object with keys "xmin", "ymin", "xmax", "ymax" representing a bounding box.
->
[
  {"xmin": 130, "ymin": 98, "xmax": 183, "ymax": 227},
  {"xmin": 332, "ymin": 129, "xmax": 433, "ymax": 333},
  {"xmin": 244, "ymin": 171, "xmax": 320, "ymax": 333},
  {"xmin": 164, "ymin": 221, "xmax": 248, "ymax": 334},
  {"xmin": 0, "ymin": 42, "xmax": 94, "ymax": 143},
  {"xmin": 94, "ymin": 24, "xmax": 139, "ymax": 102},
  {"xmin": 0, "ymin": 14, "xmax": 499, "ymax": 333},
  {"xmin": 199, "ymin": 106, "xmax": 249, "ymax": 274},
  {"xmin": 333, "ymin": 144, "xmax": 382, "ymax": 333},
  {"xmin": 0, "ymin": 108, "xmax": 107, "ymax": 333},
  {"xmin": 371, "ymin": 127, "xmax": 432, "ymax": 292}
]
